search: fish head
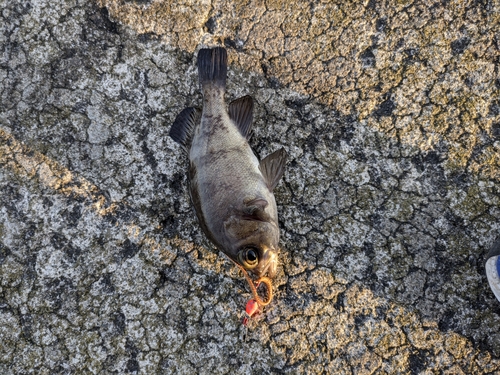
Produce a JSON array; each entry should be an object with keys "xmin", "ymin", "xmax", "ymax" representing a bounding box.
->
[{"xmin": 223, "ymin": 215, "xmax": 279, "ymax": 279}]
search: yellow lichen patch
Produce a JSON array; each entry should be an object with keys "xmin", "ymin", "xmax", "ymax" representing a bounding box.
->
[
  {"xmin": 445, "ymin": 332, "xmax": 473, "ymax": 360},
  {"xmin": 96, "ymin": 0, "xmax": 211, "ymax": 52},
  {"xmin": 2, "ymin": 128, "xmax": 103, "ymax": 207}
]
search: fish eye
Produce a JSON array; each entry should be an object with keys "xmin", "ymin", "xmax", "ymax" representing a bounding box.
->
[
  {"xmin": 246, "ymin": 249, "xmax": 257, "ymax": 262},
  {"xmin": 238, "ymin": 247, "xmax": 259, "ymax": 269}
]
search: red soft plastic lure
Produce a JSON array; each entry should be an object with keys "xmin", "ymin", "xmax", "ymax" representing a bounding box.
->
[{"xmin": 242, "ymin": 299, "xmax": 260, "ymax": 326}]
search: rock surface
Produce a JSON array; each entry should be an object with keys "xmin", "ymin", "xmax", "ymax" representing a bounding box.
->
[{"xmin": 1, "ymin": 0, "xmax": 500, "ymax": 373}]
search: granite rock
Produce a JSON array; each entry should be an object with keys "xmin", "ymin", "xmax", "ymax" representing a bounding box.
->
[{"xmin": 1, "ymin": 0, "xmax": 500, "ymax": 373}]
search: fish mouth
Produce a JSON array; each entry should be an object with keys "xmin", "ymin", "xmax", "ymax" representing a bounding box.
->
[{"xmin": 254, "ymin": 248, "xmax": 278, "ymax": 278}]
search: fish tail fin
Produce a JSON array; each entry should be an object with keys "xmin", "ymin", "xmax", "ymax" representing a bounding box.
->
[{"xmin": 197, "ymin": 47, "xmax": 227, "ymax": 89}]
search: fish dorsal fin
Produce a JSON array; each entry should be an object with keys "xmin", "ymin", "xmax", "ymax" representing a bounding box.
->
[
  {"xmin": 169, "ymin": 107, "xmax": 201, "ymax": 152},
  {"xmin": 259, "ymin": 148, "xmax": 288, "ymax": 191},
  {"xmin": 229, "ymin": 95, "xmax": 254, "ymax": 139},
  {"xmin": 242, "ymin": 197, "xmax": 269, "ymax": 222}
]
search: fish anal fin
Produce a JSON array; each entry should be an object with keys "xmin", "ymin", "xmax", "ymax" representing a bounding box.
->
[
  {"xmin": 259, "ymin": 148, "xmax": 288, "ymax": 191},
  {"xmin": 169, "ymin": 107, "xmax": 200, "ymax": 152},
  {"xmin": 229, "ymin": 95, "xmax": 254, "ymax": 139}
]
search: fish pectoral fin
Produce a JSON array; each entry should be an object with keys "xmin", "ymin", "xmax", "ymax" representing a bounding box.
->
[
  {"xmin": 242, "ymin": 198, "xmax": 269, "ymax": 222},
  {"xmin": 169, "ymin": 107, "xmax": 201, "ymax": 152},
  {"xmin": 229, "ymin": 95, "xmax": 254, "ymax": 140},
  {"xmin": 259, "ymin": 148, "xmax": 288, "ymax": 191},
  {"xmin": 244, "ymin": 197, "xmax": 268, "ymax": 209}
]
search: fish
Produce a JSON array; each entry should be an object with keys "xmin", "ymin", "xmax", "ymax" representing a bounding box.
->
[
  {"xmin": 485, "ymin": 236, "xmax": 500, "ymax": 302},
  {"xmin": 169, "ymin": 47, "xmax": 287, "ymax": 280}
]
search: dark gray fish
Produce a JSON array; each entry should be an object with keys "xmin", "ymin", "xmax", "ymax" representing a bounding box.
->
[{"xmin": 169, "ymin": 47, "xmax": 287, "ymax": 279}]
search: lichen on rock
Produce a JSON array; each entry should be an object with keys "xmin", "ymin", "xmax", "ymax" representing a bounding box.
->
[{"xmin": 1, "ymin": 0, "xmax": 500, "ymax": 373}]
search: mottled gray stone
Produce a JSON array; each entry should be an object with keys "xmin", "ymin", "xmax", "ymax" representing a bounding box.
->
[{"xmin": 1, "ymin": 0, "xmax": 500, "ymax": 374}]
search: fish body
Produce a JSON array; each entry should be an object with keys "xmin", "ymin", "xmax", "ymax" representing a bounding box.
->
[{"xmin": 170, "ymin": 47, "xmax": 287, "ymax": 279}]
